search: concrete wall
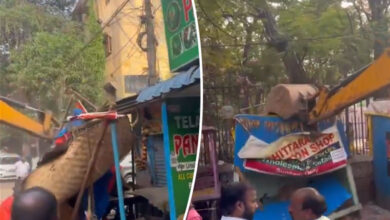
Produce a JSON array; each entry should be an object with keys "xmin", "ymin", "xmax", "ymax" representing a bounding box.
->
[
  {"xmin": 95, "ymin": 0, "xmax": 171, "ymax": 99},
  {"xmin": 350, "ymin": 156, "xmax": 375, "ymax": 204}
]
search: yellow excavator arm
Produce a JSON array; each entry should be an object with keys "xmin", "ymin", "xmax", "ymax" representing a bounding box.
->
[
  {"xmin": 308, "ymin": 48, "xmax": 390, "ymax": 124},
  {"xmin": 0, "ymin": 99, "xmax": 56, "ymax": 139}
]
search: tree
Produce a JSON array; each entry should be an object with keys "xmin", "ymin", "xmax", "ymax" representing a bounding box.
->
[
  {"xmin": 0, "ymin": 0, "xmax": 105, "ymax": 116},
  {"xmin": 197, "ymin": 0, "xmax": 383, "ymax": 131}
]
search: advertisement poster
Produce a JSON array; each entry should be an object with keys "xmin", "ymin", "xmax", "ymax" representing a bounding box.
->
[
  {"xmin": 162, "ymin": 97, "xmax": 200, "ymax": 219},
  {"xmin": 161, "ymin": 0, "xmax": 199, "ymax": 71},
  {"xmin": 234, "ymin": 115, "xmax": 349, "ymax": 176}
]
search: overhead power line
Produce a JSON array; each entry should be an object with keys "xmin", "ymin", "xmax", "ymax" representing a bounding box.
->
[{"xmin": 66, "ymin": 0, "xmax": 131, "ymax": 65}]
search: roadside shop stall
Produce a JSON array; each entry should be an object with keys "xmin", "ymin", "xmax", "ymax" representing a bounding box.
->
[
  {"xmin": 233, "ymin": 115, "xmax": 362, "ymax": 220},
  {"xmin": 116, "ymin": 66, "xmax": 200, "ymax": 220},
  {"xmin": 114, "ymin": 0, "xmax": 201, "ymax": 218}
]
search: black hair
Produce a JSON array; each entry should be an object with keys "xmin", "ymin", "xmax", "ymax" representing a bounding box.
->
[
  {"xmin": 301, "ymin": 192, "xmax": 327, "ymax": 217},
  {"xmin": 12, "ymin": 187, "xmax": 57, "ymax": 220},
  {"xmin": 220, "ymin": 182, "xmax": 254, "ymax": 216}
]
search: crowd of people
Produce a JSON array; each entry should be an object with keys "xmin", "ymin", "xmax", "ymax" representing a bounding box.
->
[
  {"xmin": 188, "ymin": 182, "xmax": 330, "ymax": 220},
  {"xmin": 1, "ymin": 182, "xmax": 330, "ymax": 220},
  {"xmin": 2, "ymin": 157, "xmax": 330, "ymax": 220}
]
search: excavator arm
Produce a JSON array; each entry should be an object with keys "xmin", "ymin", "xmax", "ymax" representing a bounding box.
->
[
  {"xmin": 0, "ymin": 98, "xmax": 56, "ymax": 139},
  {"xmin": 308, "ymin": 48, "xmax": 390, "ymax": 125}
]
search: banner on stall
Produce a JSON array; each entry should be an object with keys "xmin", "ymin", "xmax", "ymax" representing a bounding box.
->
[
  {"xmin": 162, "ymin": 97, "xmax": 200, "ymax": 219},
  {"xmin": 234, "ymin": 115, "xmax": 348, "ymax": 176}
]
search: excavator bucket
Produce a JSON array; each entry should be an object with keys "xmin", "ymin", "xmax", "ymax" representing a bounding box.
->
[{"xmin": 265, "ymin": 84, "xmax": 318, "ymax": 120}]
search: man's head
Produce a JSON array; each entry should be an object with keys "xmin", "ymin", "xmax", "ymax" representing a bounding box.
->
[
  {"xmin": 288, "ymin": 187, "xmax": 327, "ymax": 220},
  {"xmin": 220, "ymin": 182, "xmax": 258, "ymax": 220},
  {"xmin": 11, "ymin": 187, "xmax": 58, "ymax": 220}
]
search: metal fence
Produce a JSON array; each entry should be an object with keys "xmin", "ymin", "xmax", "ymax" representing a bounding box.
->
[
  {"xmin": 203, "ymin": 84, "xmax": 265, "ymax": 163},
  {"xmin": 341, "ymin": 100, "xmax": 371, "ymax": 156}
]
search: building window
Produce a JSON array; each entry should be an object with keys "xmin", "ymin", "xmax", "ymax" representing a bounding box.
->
[
  {"xmin": 103, "ymin": 34, "xmax": 112, "ymax": 57},
  {"xmin": 104, "ymin": 82, "xmax": 117, "ymax": 100}
]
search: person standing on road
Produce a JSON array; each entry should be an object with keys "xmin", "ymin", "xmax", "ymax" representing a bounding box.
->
[
  {"xmin": 14, "ymin": 157, "xmax": 30, "ymax": 191},
  {"xmin": 289, "ymin": 187, "xmax": 330, "ymax": 220},
  {"xmin": 15, "ymin": 157, "xmax": 30, "ymax": 179},
  {"xmin": 220, "ymin": 182, "xmax": 259, "ymax": 220}
]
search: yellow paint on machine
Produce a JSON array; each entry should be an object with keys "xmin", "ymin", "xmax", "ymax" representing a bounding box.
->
[{"xmin": 0, "ymin": 100, "xmax": 53, "ymax": 139}]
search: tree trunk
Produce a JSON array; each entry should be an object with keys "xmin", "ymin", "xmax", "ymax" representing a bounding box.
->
[
  {"xmin": 368, "ymin": 0, "xmax": 390, "ymax": 99},
  {"xmin": 368, "ymin": 0, "xmax": 389, "ymax": 59},
  {"xmin": 242, "ymin": 23, "xmax": 253, "ymax": 65},
  {"xmin": 256, "ymin": 0, "xmax": 309, "ymax": 83}
]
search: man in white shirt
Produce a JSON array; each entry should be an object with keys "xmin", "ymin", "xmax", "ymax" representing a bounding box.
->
[
  {"xmin": 289, "ymin": 187, "xmax": 330, "ymax": 220},
  {"xmin": 14, "ymin": 157, "xmax": 30, "ymax": 180},
  {"xmin": 220, "ymin": 182, "xmax": 259, "ymax": 220}
]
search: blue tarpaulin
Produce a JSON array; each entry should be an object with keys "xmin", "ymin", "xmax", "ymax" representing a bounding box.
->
[{"xmin": 254, "ymin": 176, "xmax": 352, "ymax": 220}]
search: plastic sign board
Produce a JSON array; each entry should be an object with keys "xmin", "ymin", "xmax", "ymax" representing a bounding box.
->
[
  {"xmin": 162, "ymin": 97, "xmax": 200, "ymax": 219},
  {"xmin": 161, "ymin": 0, "xmax": 199, "ymax": 72},
  {"xmin": 234, "ymin": 115, "xmax": 349, "ymax": 176}
]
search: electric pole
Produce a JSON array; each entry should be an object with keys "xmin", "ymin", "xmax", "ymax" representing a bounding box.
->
[{"xmin": 145, "ymin": 0, "xmax": 157, "ymax": 86}]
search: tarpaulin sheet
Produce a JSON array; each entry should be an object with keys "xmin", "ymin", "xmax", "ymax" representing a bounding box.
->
[
  {"xmin": 136, "ymin": 66, "xmax": 200, "ymax": 103},
  {"xmin": 254, "ymin": 176, "xmax": 352, "ymax": 220}
]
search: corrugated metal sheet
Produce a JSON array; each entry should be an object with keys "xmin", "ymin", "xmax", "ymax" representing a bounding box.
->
[
  {"xmin": 149, "ymin": 134, "xmax": 166, "ymax": 187},
  {"xmin": 116, "ymin": 66, "xmax": 200, "ymax": 113},
  {"xmin": 136, "ymin": 66, "xmax": 200, "ymax": 103}
]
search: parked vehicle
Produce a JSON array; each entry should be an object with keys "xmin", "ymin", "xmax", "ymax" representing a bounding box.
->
[
  {"xmin": 0, "ymin": 153, "xmax": 19, "ymax": 180},
  {"xmin": 120, "ymin": 153, "xmax": 134, "ymax": 184}
]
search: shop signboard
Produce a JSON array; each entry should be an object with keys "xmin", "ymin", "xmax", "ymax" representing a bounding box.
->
[
  {"xmin": 162, "ymin": 97, "xmax": 200, "ymax": 219},
  {"xmin": 161, "ymin": 0, "xmax": 199, "ymax": 72},
  {"xmin": 234, "ymin": 115, "xmax": 349, "ymax": 176}
]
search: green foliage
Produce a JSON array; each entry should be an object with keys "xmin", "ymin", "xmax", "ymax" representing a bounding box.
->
[
  {"xmin": 0, "ymin": 0, "xmax": 105, "ymax": 116},
  {"xmin": 199, "ymin": 0, "xmax": 380, "ymax": 86},
  {"xmin": 0, "ymin": 0, "xmax": 67, "ymax": 48},
  {"xmin": 198, "ymin": 0, "xmax": 386, "ymax": 124}
]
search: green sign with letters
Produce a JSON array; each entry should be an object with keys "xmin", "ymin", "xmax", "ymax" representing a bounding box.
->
[
  {"xmin": 161, "ymin": 0, "xmax": 199, "ymax": 72},
  {"xmin": 162, "ymin": 97, "xmax": 200, "ymax": 219}
]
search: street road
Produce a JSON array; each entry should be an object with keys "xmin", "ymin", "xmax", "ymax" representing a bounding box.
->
[{"xmin": 0, "ymin": 180, "xmax": 14, "ymax": 202}]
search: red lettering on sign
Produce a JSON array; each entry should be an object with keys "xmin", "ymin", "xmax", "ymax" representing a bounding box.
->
[
  {"xmin": 293, "ymin": 142, "xmax": 299, "ymax": 151},
  {"xmin": 301, "ymin": 147, "xmax": 309, "ymax": 158},
  {"xmin": 182, "ymin": 0, "xmax": 192, "ymax": 22},
  {"xmin": 310, "ymin": 144, "xmax": 318, "ymax": 153},
  {"xmin": 173, "ymin": 134, "xmax": 198, "ymax": 157},
  {"xmin": 183, "ymin": 135, "xmax": 191, "ymax": 156},
  {"xmin": 174, "ymin": 135, "xmax": 182, "ymax": 155},
  {"xmin": 323, "ymin": 137, "xmax": 330, "ymax": 146},
  {"xmin": 316, "ymin": 139, "xmax": 324, "ymax": 148}
]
